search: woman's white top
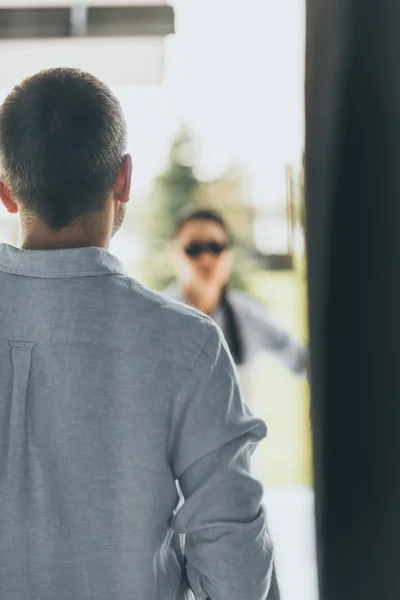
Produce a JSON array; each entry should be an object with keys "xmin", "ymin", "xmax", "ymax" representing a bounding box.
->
[{"xmin": 164, "ymin": 286, "xmax": 308, "ymax": 400}]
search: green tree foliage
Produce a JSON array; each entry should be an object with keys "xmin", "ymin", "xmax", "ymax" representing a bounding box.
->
[
  {"xmin": 143, "ymin": 126, "xmax": 199, "ymax": 289},
  {"xmin": 147, "ymin": 126, "xmax": 199, "ymax": 245}
]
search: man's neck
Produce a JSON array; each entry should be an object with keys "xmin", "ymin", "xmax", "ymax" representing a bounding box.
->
[{"xmin": 19, "ymin": 215, "xmax": 111, "ymax": 251}]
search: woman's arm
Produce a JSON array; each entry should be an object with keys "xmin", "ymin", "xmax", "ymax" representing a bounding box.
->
[{"xmin": 243, "ymin": 296, "xmax": 308, "ymax": 376}]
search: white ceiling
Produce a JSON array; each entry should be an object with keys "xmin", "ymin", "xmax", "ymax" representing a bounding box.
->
[
  {"xmin": 0, "ymin": 37, "xmax": 165, "ymax": 88},
  {"xmin": 0, "ymin": 1, "xmax": 171, "ymax": 87}
]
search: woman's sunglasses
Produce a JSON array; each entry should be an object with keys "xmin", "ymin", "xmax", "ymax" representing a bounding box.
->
[{"xmin": 183, "ymin": 241, "xmax": 229, "ymax": 259}]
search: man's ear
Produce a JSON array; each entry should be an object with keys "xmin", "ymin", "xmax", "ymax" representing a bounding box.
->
[
  {"xmin": 114, "ymin": 154, "xmax": 132, "ymax": 205},
  {"xmin": 0, "ymin": 181, "xmax": 18, "ymax": 214}
]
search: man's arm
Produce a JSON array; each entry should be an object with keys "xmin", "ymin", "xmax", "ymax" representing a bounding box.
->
[{"xmin": 169, "ymin": 326, "xmax": 273, "ymax": 600}]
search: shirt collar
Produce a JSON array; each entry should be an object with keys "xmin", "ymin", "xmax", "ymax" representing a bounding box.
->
[{"xmin": 0, "ymin": 243, "xmax": 126, "ymax": 278}]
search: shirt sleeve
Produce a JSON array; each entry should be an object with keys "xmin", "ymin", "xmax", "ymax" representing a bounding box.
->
[
  {"xmin": 168, "ymin": 326, "xmax": 273, "ymax": 600},
  {"xmin": 246, "ymin": 300, "xmax": 308, "ymax": 376}
]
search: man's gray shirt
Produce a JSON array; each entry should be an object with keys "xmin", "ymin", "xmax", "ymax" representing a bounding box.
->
[{"xmin": 0, "ymin": 243, "xmax": 272, "ymax": 600}]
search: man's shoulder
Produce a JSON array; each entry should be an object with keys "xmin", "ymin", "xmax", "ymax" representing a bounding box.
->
[{"xmin": 123, "ymin": 278, "xmax": 217, "ymax": 371}]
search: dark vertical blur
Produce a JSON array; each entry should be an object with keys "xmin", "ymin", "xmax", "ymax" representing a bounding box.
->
[{"xmin": 306, "ymin": 1, "xmax": 400, "ymax": 599}]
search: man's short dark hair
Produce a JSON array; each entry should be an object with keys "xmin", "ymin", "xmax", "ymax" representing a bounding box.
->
[{"xmin": 0, "ymin": 68, "xmax": 127, "ymax": 230}]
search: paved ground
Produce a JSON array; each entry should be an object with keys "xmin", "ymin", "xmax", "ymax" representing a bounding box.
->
[{"xmin": 263, "ymin": 485, "xmax": 319, "ymax": 600}]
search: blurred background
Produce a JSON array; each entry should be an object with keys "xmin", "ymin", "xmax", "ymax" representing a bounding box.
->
[{"xmin": 0, "ymin": 1, "xmax": 317, "ymax": 598}]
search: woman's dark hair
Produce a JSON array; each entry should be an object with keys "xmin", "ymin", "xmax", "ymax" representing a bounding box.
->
[
  {"xmin": 175, "ymin": 207, "xmax": 245, "ymax": 365},
  {"xmin": 175, "ymin": 207, "xmax": 228, "ymax": 237}
]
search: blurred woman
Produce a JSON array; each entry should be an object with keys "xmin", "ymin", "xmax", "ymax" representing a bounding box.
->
[
  {"xmin": 165, "ymin": 207, "xmax": 307, "ymax": 600},
  {"xmin": 165, "ymin": 208, "xmax": 308, "ymax": 391}
]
